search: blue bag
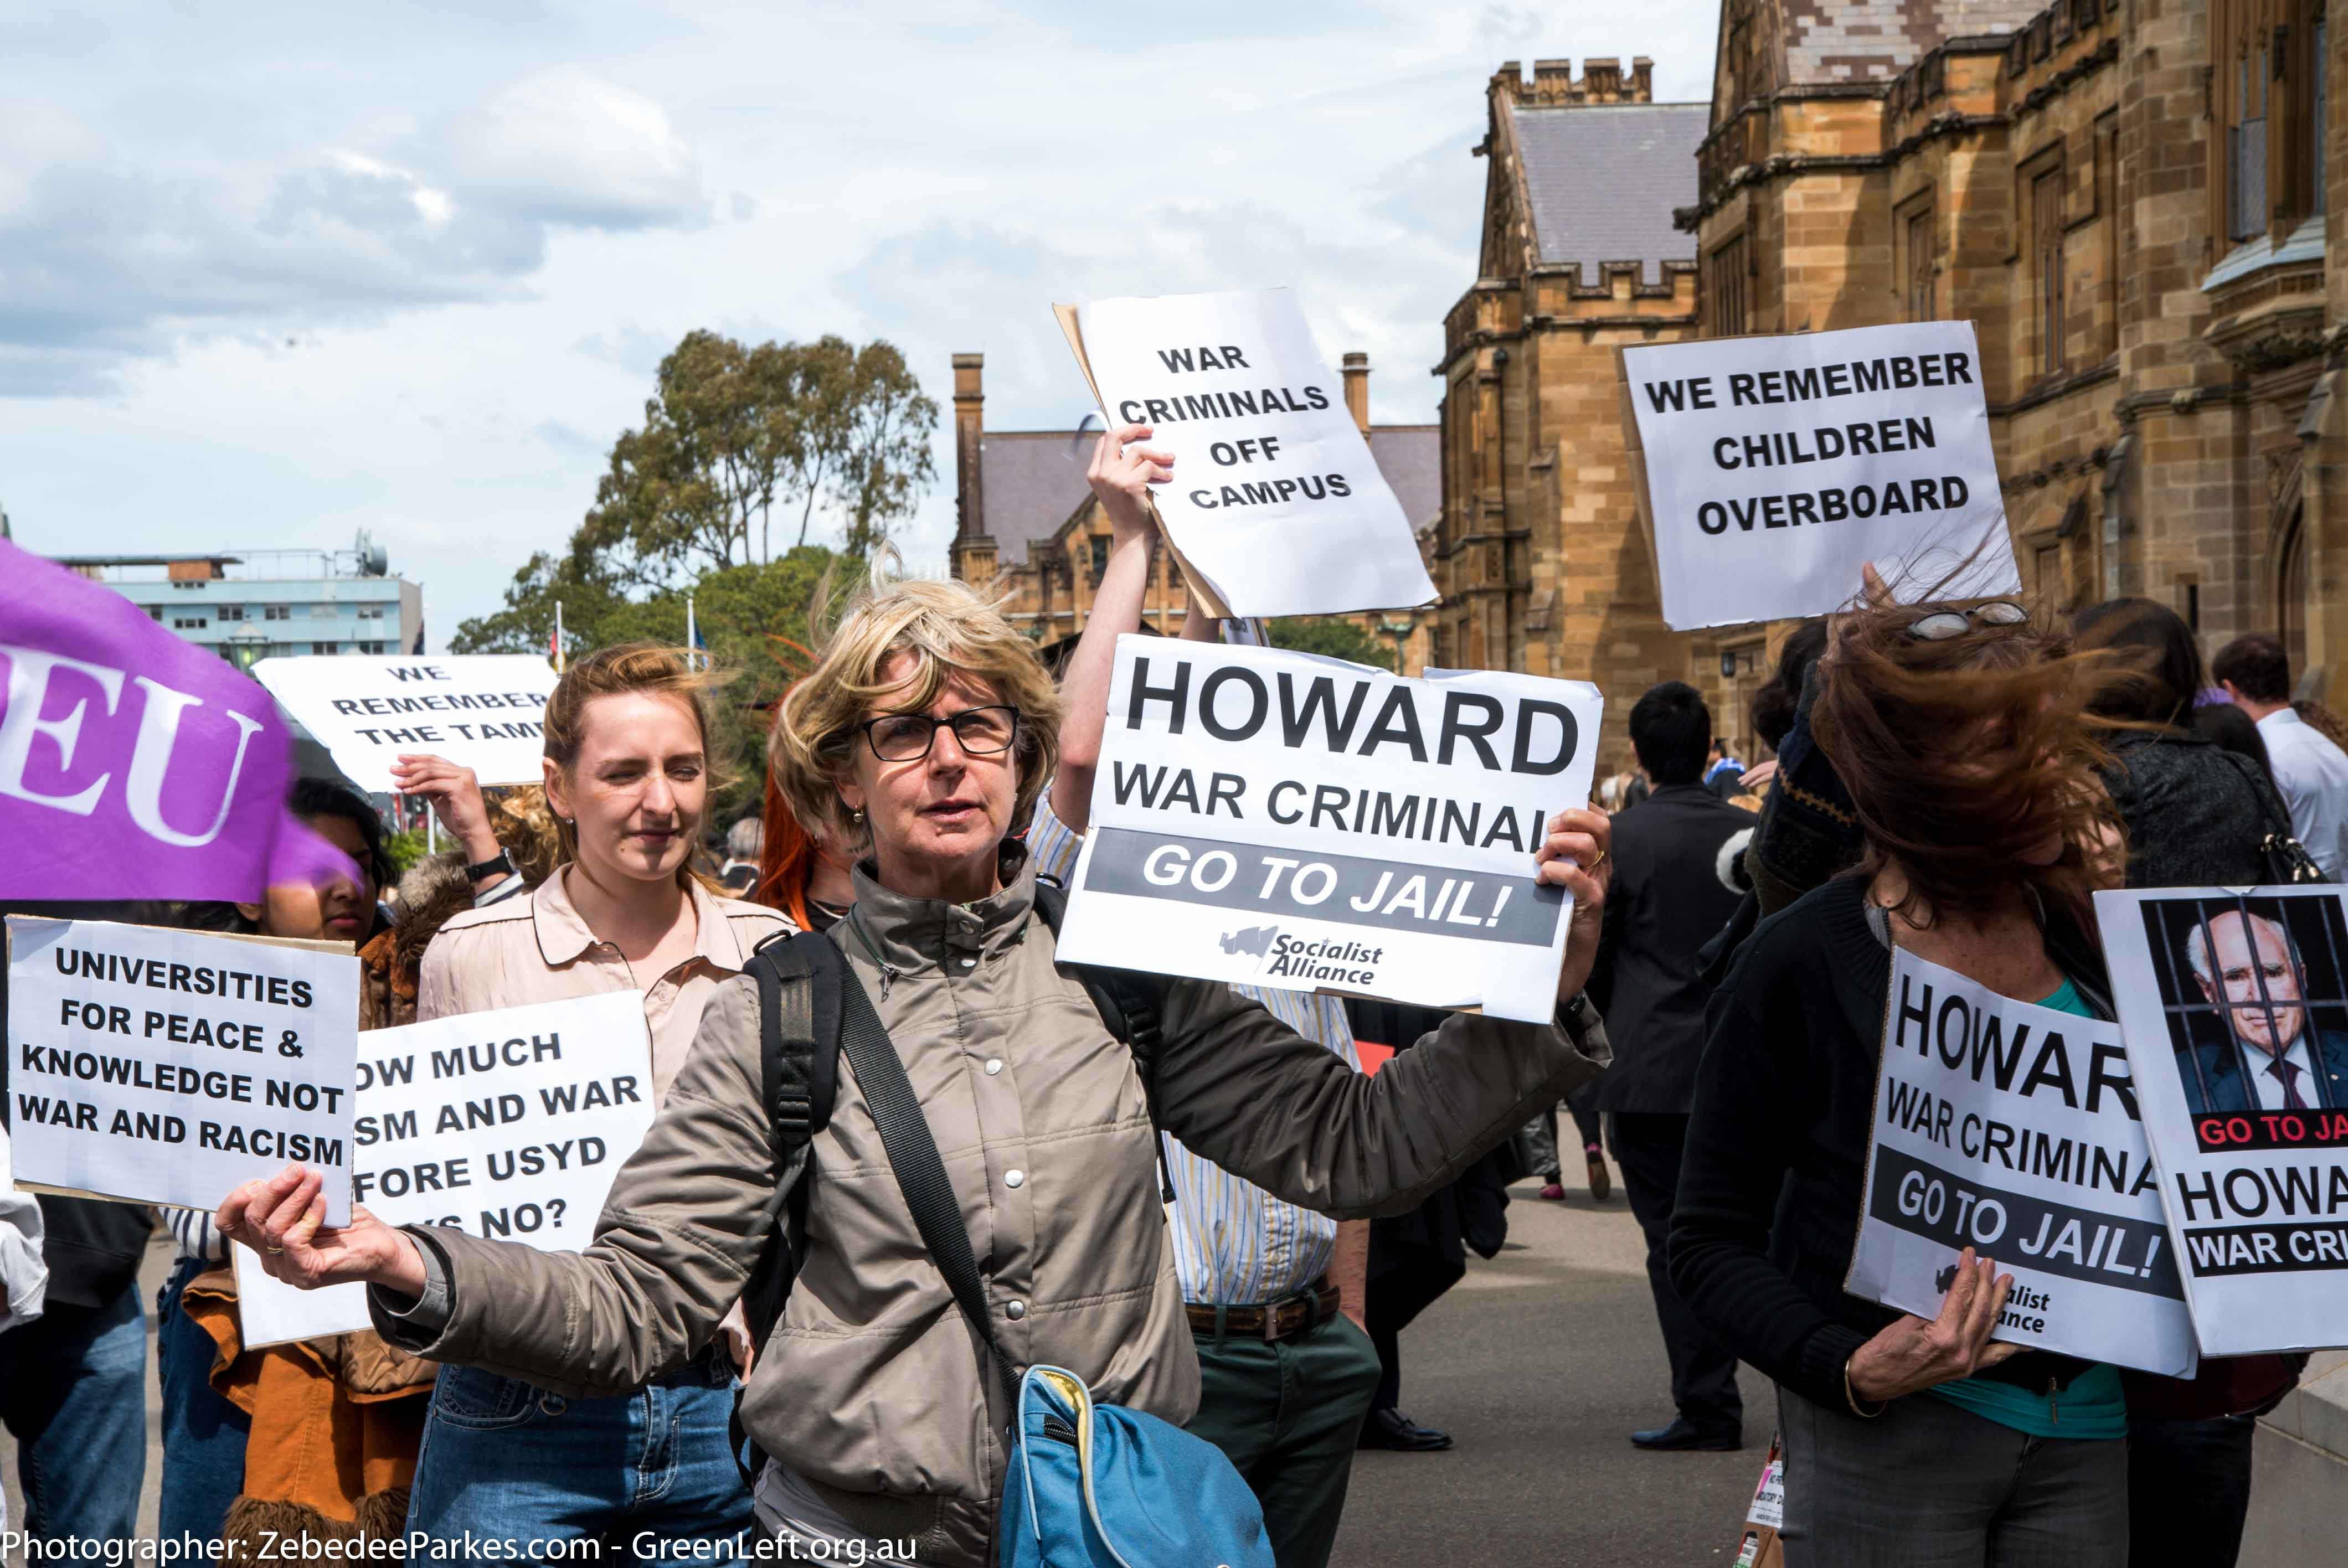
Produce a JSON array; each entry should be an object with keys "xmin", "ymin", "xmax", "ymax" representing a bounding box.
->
[{"xmin": 832, "ymin": 964, "xmax": 1273, "ymax": 1568}]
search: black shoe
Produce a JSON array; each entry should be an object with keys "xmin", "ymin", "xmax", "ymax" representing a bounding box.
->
[
  {"xmin": 1358, "ymin": 1407, "xmax": 1454, "ymax": 1451},
  {"xmin": 1630, "ymin": 1416, "xmax": 1742, "ymax": 1452}
]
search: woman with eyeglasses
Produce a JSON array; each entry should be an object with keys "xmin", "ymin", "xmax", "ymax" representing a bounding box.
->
[
  {"xmin": 1670, "ymin": 594, "xmax": 2135, "ymax": 1567},
  {"xmin": 218, "ymin": 566, "xmax": 1613, "ymax": 1566}
]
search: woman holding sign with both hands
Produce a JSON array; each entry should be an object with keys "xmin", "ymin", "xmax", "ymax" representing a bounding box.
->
[{"xmin": 216, "ymin": 532, "xmax": 1610, "ymax": 1567}]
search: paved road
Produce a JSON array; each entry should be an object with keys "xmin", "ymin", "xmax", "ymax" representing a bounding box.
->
[{"xmin": 6, "ymin": 1172, "xmax": 1773, "ymax": 1565}]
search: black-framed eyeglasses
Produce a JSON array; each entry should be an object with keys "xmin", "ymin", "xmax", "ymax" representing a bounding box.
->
[
  {"xmin": 1905, "ymin": 600, "xmax": 2029, "ymax": 641},
  {"xmin": 858, "ymin": 706, "xmax": 1021, "ymax": 762}
]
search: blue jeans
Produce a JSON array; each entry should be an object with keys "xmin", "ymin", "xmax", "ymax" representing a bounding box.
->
[
  {"xmin": 157, "ymin": 1256, "xmax": 251, "ymax": 1543},
  {"xmin": 0, "ymin": 1278, "xmax": 147, "ymax": 1546},
  {"xmin": 405, "ymin": 1353, "xmax": 752, "ymax": 1557}
]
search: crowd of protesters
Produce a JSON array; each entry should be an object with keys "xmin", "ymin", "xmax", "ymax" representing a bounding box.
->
[{"xmin": 7, "ymin": 428, "xmax": 2348, "ymax": 1567}]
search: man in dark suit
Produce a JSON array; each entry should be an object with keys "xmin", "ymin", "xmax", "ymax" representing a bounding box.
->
[
  {"xmin": 1589, "ymin": 683, "xmax": 1757, "ymax": 1452},
  {"xmin": 2175, "ymin": 908, "xmax": 2348, "ymax": 1115}
]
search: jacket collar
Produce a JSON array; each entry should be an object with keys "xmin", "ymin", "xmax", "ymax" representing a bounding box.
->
[
  {"xmin": 532, "ymin": 864, "xmax": 749, "ymax": 972},
  {"xmin": 843, "ymin": 839, "xmax": 1036, "ymax": 974}
]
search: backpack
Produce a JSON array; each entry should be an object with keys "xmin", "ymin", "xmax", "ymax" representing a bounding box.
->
[{"xmin": 727, "ymin": 880, "xmax": 1171, "ymax": 1475}]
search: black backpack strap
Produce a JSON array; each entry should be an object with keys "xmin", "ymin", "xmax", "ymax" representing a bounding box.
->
[{"xmin": 832, "ymin": 962, "xmax": 1022, "ymax": 1412}]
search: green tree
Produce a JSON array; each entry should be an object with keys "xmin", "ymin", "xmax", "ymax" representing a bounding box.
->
[{"xmin": 1265, "ymin": 615, "xmax": 1399, "ymax": 672}]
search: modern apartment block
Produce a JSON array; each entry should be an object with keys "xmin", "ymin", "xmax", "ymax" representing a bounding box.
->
[{"xmin": 53, "ymin": 534, "xmax": 424, "ymax": 669}]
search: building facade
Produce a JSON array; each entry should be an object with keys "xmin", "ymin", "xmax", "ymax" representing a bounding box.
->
[
  {"xmin": 1438, "ymin": 2, "xmax": 2348, "ymax": 764},
  {"xmin": 56, "ymin": 536, "xmax": 424, "ymax": 669}
]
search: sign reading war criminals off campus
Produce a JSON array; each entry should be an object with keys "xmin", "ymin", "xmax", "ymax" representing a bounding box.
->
[
  {"xmin": 1053, "ymin": 637, "xmax": 1602, "ymax": 1022},
  {"xmin": 6, "ymin": 916, "xmax": 361, "ymax": 1226},
  {"xmin": 255, "ymin": 654, "xmax": 557, "ymax": 795},
  {"xmin": 1620, "ymin": 320, "xmax": 2023, "ymax": 631}
]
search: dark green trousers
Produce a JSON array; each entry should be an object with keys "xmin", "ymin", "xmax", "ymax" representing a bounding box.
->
[{"xmin": 1184, "ymin": 1312, "xmax": 1384, "ymax": 1568}]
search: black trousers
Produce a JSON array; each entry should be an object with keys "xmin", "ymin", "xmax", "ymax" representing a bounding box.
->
[
  {"xmin": 2125, "ymin": 1414, "xmax": 2254, "ymax": 1567},
  {"xmin": 1613, "ymin": 1111, "xmax": 1743, "ymax": 1433}
]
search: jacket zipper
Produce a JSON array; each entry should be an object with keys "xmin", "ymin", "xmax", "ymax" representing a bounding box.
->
[{"xmin": 2047, "ymin": 1378, "xmax": 2059, "ymax": 1427}]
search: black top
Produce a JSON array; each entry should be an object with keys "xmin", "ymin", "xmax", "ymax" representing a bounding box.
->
[
  {"xmin": 2103, "ymin": 729, "xmax": 2282, "ymax": 889},
  {"xmin": 1666, "ymin": 875, "xmax": 2104, "ymax": 1411},
  {"xmin": 1587, "ymin": 785, "xmax": 1755, "ymax": 1113}
]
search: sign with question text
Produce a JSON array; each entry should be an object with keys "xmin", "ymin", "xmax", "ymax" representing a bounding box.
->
[
  {"xmin": 1052, "ymin": 637, "xmax": 1600, "ymax": 1021},
  {"xmin": 1846, "ymin": 947, "xmax": 2196, "ymax": 1375},
  {"xmin": 6, "ymin": 917, "xmax": 359, "ymax": 1225},
  {"xmin": 1620, "ymin": 321, "xmax": 2021, "ymax": 630},
  {"xmin": 1060, "ymin": 288, "xmax": 1438, "ymax": 619},
  {"xmin": 232, "ymin": 991, "xmax": 655, "ymax": 1345},
  {"xmin": 254, "ymin": 654, "xmax": 557, "ymax": 794}
]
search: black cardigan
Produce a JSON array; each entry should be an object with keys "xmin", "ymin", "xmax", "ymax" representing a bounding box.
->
[{"xmin": 1666, "ymin": 874, "xmax": 2104, "ymax": 1411}]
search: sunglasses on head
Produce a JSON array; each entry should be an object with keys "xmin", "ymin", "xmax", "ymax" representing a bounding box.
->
[{"xmin": 1904, "ymin": 600, "xmax": 2029, "ymax": 641}]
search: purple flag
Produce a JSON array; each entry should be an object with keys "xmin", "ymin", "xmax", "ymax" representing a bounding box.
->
[{"xmin": 0, "ymin": 540, "xmax": 320, "ymax": 901}]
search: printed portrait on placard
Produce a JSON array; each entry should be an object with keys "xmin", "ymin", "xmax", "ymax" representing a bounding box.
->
[{"xmin": 2137, "ymin": 894, "xmax": 2348, "ymax": 1117}]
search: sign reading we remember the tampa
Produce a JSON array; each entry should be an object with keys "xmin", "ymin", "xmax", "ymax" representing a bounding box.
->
[
  {"xmin": 1619, "ymin": 321, "xmax": 2023, "ymax": 631},
  {"xmin": 1847, "ymin": 948, "xmax": 2196, "ymax": 1375},
  {"xmin": 254, "ymin": 654, "xmax": 557, "ymax": 794},
  {"xmin": 5, "ymin": 916, "xmax": 359, "ymax": 1225},
  {"xmin": 1052, "ymin": 637, "xmax": 1602, "ymax": 1022}
]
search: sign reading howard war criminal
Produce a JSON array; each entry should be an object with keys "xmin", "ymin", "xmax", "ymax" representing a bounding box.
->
[
  {"xmin": 233, "ymin": 991, "xmax": 656, "ymax": 1345},
  {"xmin": 1620, "ymin": 321, "xmax": 2022, "ymax": 630},
  {"xmin": 2100, "ymin": 886, "xmax": 2348, "ymax": 1355},
  {"xmin": 1052, "ymin": 637, "xmax": 1601, "ymax": 1022},
  {"xmin": 254, "ymin": 654, "xmax": 557, "ymax": 794},
  {"xmin": 6, "ymin": 916, "xmax": 359, "ymax": 1225},
  {"xmin": 1847, "ymin": 948, "xmax": 2196, "ymax": 1375},
  {"xmin": 1061, "ymin": 289, "xmax": 1438, "ymax": 620}
]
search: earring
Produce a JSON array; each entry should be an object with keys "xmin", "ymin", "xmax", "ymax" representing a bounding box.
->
[{"xmin": 849, "ymin": 808, "xmax": 866, "ymax": 826}]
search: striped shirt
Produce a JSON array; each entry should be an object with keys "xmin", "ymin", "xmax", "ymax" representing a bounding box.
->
[{"xmin": 1030, "ymin": 798, "xmax": 1361, "ymax": 1306}]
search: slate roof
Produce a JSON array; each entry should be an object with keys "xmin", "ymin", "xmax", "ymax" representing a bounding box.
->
[
  {"xmin": 978, "ymin": 424, "xmax": 1442, "ymax": 561},
  {"xmin": 1779, "ymin": 0, "xmax": 2042, "ymax": 84},
  {"xmin": 1512, "ymin": 102, "xmax": 1708, "ymax": 283}
]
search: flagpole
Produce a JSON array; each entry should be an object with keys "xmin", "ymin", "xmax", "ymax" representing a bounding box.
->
[
  {"xmin": 687, "ymin": 595, "xmax": 698, "ymax": 672},
  {"xmin": 553, "ymin": 600, "xmax": 565, "ymax": 673}
]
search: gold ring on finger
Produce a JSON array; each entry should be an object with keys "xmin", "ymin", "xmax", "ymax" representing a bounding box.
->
[{"xmin": 266, "ymin": 1245, "xmax": 285, "ymax": 1255}]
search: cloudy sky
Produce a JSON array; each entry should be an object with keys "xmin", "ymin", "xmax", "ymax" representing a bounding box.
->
[{"xmin": 2, "ymin": 1, "xmax": 1719, "ymax": 648}]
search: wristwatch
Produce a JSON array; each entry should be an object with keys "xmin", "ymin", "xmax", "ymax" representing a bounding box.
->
[{"xmin": 465, "ymin": 848, "xmax": 516, "ymax": 883}]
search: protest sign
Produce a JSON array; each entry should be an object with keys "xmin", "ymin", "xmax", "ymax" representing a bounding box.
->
[
  {"xmin": 1846, "ymin": 947, "xmax": 2196, "ymax": 1375},
  {"xmin": 0, "ymin": 540, "xmax": 322, "ymax": 901},
  {"xmin": 5, "ymin": 917, "xmax": 359, "ymax": 1225},
  {"xmin": 254, "ymin": 654, "xmax": 557, "ymax": 794},
  {"xmin": 234, "ymin": 991, "xmax": 656, "ymax": 1345},
  {"xmin": 1059, "ymin": 290, "xmax": 1438, "ymax": 620},
  {"xmin": 1051, "ymin": 637, "xmax": 1600, "ymax": 1021},
  {"xmin": 2099, "ymin": 886, "xmax": 2348, "ymax": 1355},
  {"xmin": 1618, "ymin": 322, "xmax": 2022, "ymax": 630}
]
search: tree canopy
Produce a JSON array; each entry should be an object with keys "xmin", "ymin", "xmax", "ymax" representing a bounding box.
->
[{"xmin": 1265, "ymin": 615, "xmax": 1400, "ymax": 672}]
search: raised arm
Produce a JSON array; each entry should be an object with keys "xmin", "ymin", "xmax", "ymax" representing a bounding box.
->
[{"xmin": 1050, "ymin": 424, "xmax": 1173, "ymax": 835}]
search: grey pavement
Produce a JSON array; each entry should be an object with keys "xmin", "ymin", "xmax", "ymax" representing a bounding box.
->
[{"xmin": 6, "ymin": 1173, "xmax": 1774, "ymax": 1565}]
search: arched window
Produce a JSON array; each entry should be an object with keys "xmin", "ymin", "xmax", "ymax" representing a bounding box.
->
[{"xmin": 2280, "ymin": 502, "xmax": 2311, "ymax": 674}]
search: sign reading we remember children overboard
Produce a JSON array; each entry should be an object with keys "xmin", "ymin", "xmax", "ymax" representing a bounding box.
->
[
  {"xmin": 1621, "ymin": 321, "xmax": 2022, "ymax": 631},
  {"xmin": 1052, "ymin": 637, "xmax": 1600, "ymax": 1022},
  {"xmin": 235, "ymin": 991, "xmax": 655, "ymax": 1345},
  {"xmin": 2099, "ymin": 886, "xmax": 2348, "ymax": 1356},
  {"xmin": 254, "ymin": 653, "xmax": 557, "ymax": 794},
  {"xmin": 1847, "ymin": 947, "xmax": 2196, "ymax": 1375},
  {"xmin": 5, "ymin": 916, "xmax": 359, "ymax": 1225}
]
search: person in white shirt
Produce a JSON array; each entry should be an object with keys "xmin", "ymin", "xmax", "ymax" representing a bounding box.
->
[
  {"xmin": 2179, "ymin": 907, "xmax": 2348, "ymax": 1114},
  {"xmin": 2213, "ymin": 632, "xmax": 2348, "ymax": 878}
]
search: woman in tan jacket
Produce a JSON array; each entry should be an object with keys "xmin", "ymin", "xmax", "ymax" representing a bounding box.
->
[{"xmin": 223, "ymin": 569, "xmax": 1611, "ymax": 1567}]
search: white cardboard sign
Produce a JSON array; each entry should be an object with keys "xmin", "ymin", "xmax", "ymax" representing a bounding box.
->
[
  {"xmin": 6, "ymin": 917, "xmax": 358, "ymax": 1225},
  {"xmin": 2098, "ymin": 886, "xmax": 2348, "ymax": 1356},
  {"xmin": 1621, "ymin": 321, "xmax": 2021, "ymax": 630},
  {"xmin": 1066, "ymin": 288, "xmax": 1438, "ymax": 619},
  {"xmin": 1847, "ymin": 948, "xmax": 2196, "ymax": 1375},
  {"xmin": 1052, "ymin": 637, "xmax": 1600, "ymax": 1022},
  {"xmin": 254, "ymin": 654, "xmax": 557, "ymax": 793},
  {"xmin": 234, "ymin": 991, "xmax": 656, "ymax": 1346}
]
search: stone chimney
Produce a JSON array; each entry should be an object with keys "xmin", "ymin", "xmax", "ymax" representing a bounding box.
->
[
  {"xmin": 952, "ymin": 353, "xmax": 985, "ymax": 544},
  {"xmin": 1341, "ymin": 352, "xmax": 1371, "ymax": 434},
  {"xmin": 1501, "ymin": 56, "xmax": 1655, "ymax": 105},
  {"xmin": 1630, "ymin": 57, "xmax": 1654, "ymax": 101}
]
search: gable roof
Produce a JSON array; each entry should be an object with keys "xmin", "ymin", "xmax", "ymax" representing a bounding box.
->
[{"xmin": 1510, "ymin": 101, "xmax": 1708, "ymax": 283}]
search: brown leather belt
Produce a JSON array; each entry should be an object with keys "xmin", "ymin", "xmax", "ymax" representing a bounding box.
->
[{"xmin": 1186, "ymin": 1278, "xmax": 1342, "ymax": 1343}]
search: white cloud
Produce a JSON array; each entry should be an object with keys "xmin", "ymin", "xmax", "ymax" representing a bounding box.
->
[{"xmin": 429, "ymin": 69, "xmax": 706, "ymax": 231}]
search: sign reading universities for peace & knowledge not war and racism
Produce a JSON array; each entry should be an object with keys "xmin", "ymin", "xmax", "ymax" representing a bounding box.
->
[
  {"xmin": 254, "ymin": 653, "xmax": 558, "ymax": 795},
  {"xmin": 2099, "ymin": 886, "xmax": 2348, "ymax": 1356},
  {"xmin": 1620, "ymin": 320, "xmax": 2023, "ymax": 631},
  {"xmin": 6, "ymin": 916, "xmax": 360, "ymax": 1226},
  {"xmin": 234, "ymin": 991, "xmax": 656, "ymax": 1346},
  {"xmin": 1847, "ymin": 948, "xmax": 2196, "ymax": 1375},
  {"xmin": 1062, "ymin": 288, "xmax": 1438, "ymax": 621},
  {"xmin": 1049, "ymin": 637, "xmax": 1601, "ymax": 1022}
]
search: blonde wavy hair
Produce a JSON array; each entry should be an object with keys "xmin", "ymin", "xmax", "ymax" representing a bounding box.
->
[
  {"xmin": 543, "ymin": 643, "xmax": 726, "ymax": 891},
  {"xmin": 770, "ymin": 571, "xmax": 1061, "ymax": 843}
]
